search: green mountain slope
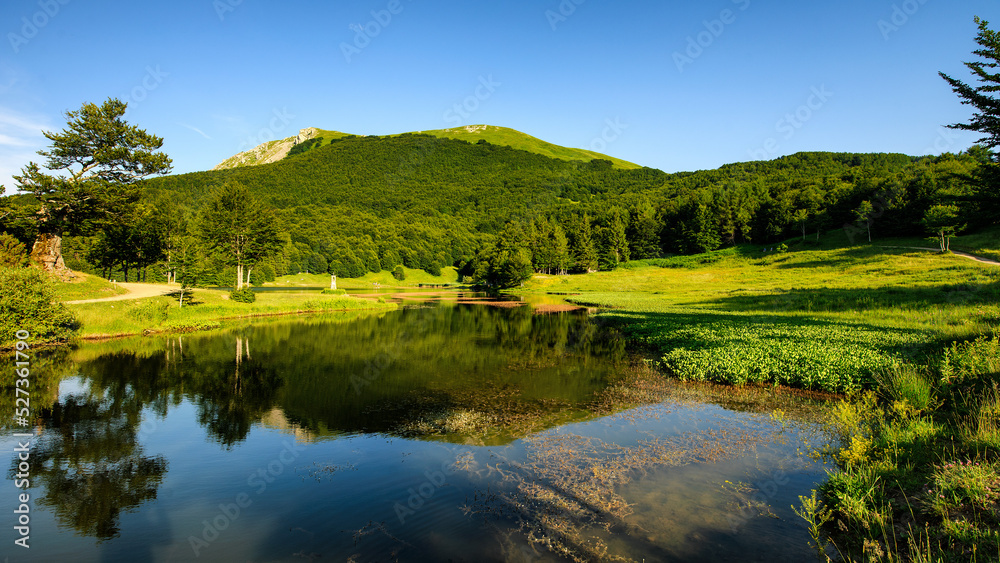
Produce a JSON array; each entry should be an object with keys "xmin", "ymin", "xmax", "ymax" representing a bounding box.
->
[
  {"xmin": 214, "ymin": 124, "xmax": 638, "ymax": 170},
  {"xmin": 69, "ymin": 126, "xmax": 978, "ymax": 286},
  {"xmin": 403, "ymin": 125, "xmax": 640, "ymax": 169},
  {"xmin": 148, "ymin": 133, "xmax": 667, "ymax": 277}
]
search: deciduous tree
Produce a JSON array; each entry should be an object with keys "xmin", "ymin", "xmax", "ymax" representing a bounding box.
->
[{"xmin": 198, "ymin": 182, "xmax": 283, "ymax": 290}]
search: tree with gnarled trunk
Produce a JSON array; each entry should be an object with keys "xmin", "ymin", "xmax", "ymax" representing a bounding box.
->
[
  {"xmin": 198, "ymin": 182, "xmax": 283, "ymax": 290},
  {"xmin": 13, "ymin": 98, "xmax": 172, "ymax": 275}
]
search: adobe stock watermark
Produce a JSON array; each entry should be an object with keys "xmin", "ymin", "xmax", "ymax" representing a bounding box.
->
[
  {"xmin": 392, "ymin": 461, "xmax": 450, "ymax": 524},
  {"xmin": 587, "ymin": 118, "xmax": 627, "ymax": 154},
  {"xmin": 213, "ymin": 0, "xmax": 244, "ymax": 22},
  {"xmin": 8, "ymin": 0, "xmax": 71, "ymax": 54},
  {"xmin": 443, "ymin": 75, "xmax": 501, "ymax": 126},
  {"xmin": 877, "ymin": 0, "xmax": 930, "ymax": 41},
  {"xmin": 124, "ymin": 65, "xmax": 169, "ymax": 115},
  {"xmin": 923, "ymin": 127, "xmax": 960, "ymax": 155},
  {"xmin": 188, "ymin": 440, "xmax": 307, "ymax": 557},
  {"xmin": 340, "ymin": 0, "xmax": 410, "ymax": 64},
  {"xmin": 236, "ymin": 107, "xmax": 295, "ymax": 153},
  {"xmin": 545, "ymin": 0, "xmax": 585, "ymax": 31},
  {"xmin": 748, "ymin": 85, "xmax": 833, "ymax": 161},
  {"xmin": 672, "ymin": 0, "xmax": 751, "ymax": 73}
]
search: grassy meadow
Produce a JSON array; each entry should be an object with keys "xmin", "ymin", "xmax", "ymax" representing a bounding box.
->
[
  {"xmin": 521, "ymin": 234, "xmax": 1000, "ymax": 561},
  {"xmin": 60, "ymin": 283, "xmax": 396, "ymax": 339},
  {"xmin": 269, "ymin": 265, "xmax": 461, "ymax": 288},
  {"xmin": 54, "ymin": 272, "xmax": 130, "ymax": 301}
]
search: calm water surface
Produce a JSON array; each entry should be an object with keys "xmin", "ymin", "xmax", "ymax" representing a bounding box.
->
[{"xmin": 2, "ymin": 300, "xmax": 833, "ymax": 562}]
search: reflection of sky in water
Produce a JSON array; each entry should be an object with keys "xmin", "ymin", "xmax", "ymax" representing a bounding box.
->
[{"xmin": 0, "ymin": 305, "xmax": 833, "ymax": 562}]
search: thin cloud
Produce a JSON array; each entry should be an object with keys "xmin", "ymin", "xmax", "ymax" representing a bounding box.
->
[
  {"xmin": 0, "ymin": 107, "xmax": 51, "ymax": 191},
  {"xmin": 179, "ymin": 122, "xmax": 212, "ymax": 140},
  {"xmin": 0, "ymin": 110, "xmax": 49, "ymax": 136},
  {"xmin": 0, "ymin": 133, "xmax": 34, "ymax": 147}
]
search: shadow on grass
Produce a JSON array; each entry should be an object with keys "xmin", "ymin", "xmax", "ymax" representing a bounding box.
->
[
  {"xmin": 707, "ymin": 280, "xmax": 1000, "ymax": 314},
  {"xmin": 599, "ymin": 307, "xmax": 931, "ymax": 359}
]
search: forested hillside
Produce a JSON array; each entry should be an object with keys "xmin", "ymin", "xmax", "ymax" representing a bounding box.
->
[{"xmin": 2, "ymin": 130, "xmax": 992, "ymax": 287}]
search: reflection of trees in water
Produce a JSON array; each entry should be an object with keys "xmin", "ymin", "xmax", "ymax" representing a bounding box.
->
[
  {"xmin": 19, "ymin": 332, "xmax": 283, "ymax": 541},
  {"xmin": 194, "ymin": 336, "xmax": 283, "ymax": 448},
  {"xmin": 30, "ymin": 393, "xmax": 167, "ymax": 541}
]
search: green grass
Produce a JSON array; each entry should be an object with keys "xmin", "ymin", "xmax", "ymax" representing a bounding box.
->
[
  {"xmin": 866, "ymin": 224, "xmax": 1000, "ymax": 263},
  {"xmin": 67, "ymin": 287, "xmax": 395, "ymax": 338},
  {"xmin": 525, "ymin": 233, "xmax": 999, "ymax": 561},
  {"xmin": 522, "ymin": 244, "xmax": 999, "ymax": 394},
  {"xmin": 50, "ymin": 272, "xmax": 129, "ymax": 301},
  {"xmin": 270, "ymin": 266, "xmax": 461, "ymax": 288}
]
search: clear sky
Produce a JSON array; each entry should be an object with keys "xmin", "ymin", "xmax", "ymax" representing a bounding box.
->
[{"xmin": 1, "ymin": 0, "xmax": 997, "ymax": 190}]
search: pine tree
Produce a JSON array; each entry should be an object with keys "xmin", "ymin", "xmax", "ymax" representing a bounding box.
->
[
  {"xmin": 14, "ymin": 98, "xmax": 171, "ymax": 274},
  {"xmin": 940, "ymin": 16, "xmax": 1000, "ymax": 220}
]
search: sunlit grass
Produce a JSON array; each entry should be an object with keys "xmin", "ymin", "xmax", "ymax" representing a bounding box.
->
[
  {"xmin": 68, "ymin": 287, "xmax": 396, "ymax": 338},
  {"xmin": 270, "ymin": 265, "xmax": 460, "ymax": 288},
  {"xmin": 50, "ymin": 272, "xmax": 129, "ymax": 301},
  {"xmin": 526, "ymin": 238, "xmax": 1000, "ymax": 560}
]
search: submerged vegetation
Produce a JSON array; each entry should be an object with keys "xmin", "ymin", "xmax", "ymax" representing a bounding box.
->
[{"xmin": 518, "ymin": 236, "xmax": 1000, "ymax": 561}]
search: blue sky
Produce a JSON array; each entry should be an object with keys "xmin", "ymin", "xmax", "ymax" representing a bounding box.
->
[{"xmin": 1, "ymin": 0, "xmax": 996, "ymax": 189}]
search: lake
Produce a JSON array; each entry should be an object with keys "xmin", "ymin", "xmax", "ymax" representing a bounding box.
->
[{"xmin": 2, "ymin": 297, "xmax": 834, "ymax": 562}]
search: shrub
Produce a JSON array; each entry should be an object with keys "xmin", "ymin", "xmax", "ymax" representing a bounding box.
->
[
  {"xmin": 0, "ymin": 233, "xmax": 27, "ymax": 268},
  {"xmin": 392, "ymin": 265, "xmax": 406, "ymax": 281},
  {"xmin": 425, "ymin": 262, "xmax": 442, "ymax": 276},
  {"xmin": 321, "ymin": 288, "xmax": 347, "ymax": 295},
  {"xmin": 0, "ymin": 267, "xmax": 79, "ymax": 347},
  {"xmin": 229, "ymin": 288, "xmax": 256, "ymax": 303}
]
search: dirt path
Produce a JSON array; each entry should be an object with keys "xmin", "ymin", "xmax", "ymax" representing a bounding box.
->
[
  {"xmin": 65, "ymin": 283, "xmax": 179, "ymax": 305},
  {"xmin": 880, "ymin": 246, "xmax": 1000, "ymax": 266}
]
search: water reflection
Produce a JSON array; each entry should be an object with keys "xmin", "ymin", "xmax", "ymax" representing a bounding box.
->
[
  {"xmin": 65, "ymin": 304, "xmax": 625, "ymax": 447},
  {"xmin": 31, "ymin": 390, "xmax": 167, "ymax": 540},
  {"xmin": 1, "ymin": 301, "xmax": 833, "ymax": 562}
]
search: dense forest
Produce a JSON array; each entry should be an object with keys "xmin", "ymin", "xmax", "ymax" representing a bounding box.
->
[{"xmin": 1, "ymin": 131, "xmax": 994, "ymax": 287}]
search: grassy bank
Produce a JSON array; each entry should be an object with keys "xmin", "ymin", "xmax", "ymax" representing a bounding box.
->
[
  {"xmin": 520, "ymin": 238, "xmax": 1000, "ymax": 561},
  {"xmin": 66, "ymin": 286, "xmax": 396, "ymax": 338},
  {"xmin": 50, "ymin": 272, "xmax": 130, "ymax": 301},
  {"xmin": 270, "ymin": 265, "xmax": 461, "ymax": 288},
  {"xmin": 523, "ymin": 244, "xmax": 998, "ymax": 394}
]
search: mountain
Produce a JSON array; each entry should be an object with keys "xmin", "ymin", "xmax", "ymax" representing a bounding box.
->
[
  {"xmin": 213, "ymin": 127, "xmax": 350, "ymax": 170},
  {"xmin": 212, "ymin": 124, "xmax": 639, "ymax": 170},
  {"xmin": 405, "ymin": 125, "xmax": 640, "ymax": 170}
]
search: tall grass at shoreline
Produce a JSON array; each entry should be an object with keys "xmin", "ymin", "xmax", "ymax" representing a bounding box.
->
[
  {"xmin": 67, "ymin": 289, "xmax": 396, "ymax": 338},
  {"xmin": 522, "ymin": 239, "xmax": 1000, "ymax": 561}
]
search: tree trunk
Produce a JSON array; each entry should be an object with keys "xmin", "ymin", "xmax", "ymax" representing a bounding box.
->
[
  {"xmin": 236, "ymin": 264, "xmax": 243, "ymax": 290},
  {"xmin": 178, "ymin": 287, "xmax": 184, "ymax": 308},
  {"xmin": 30, "ymin": 233, "xmax": 69, "ymax": 276}
]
